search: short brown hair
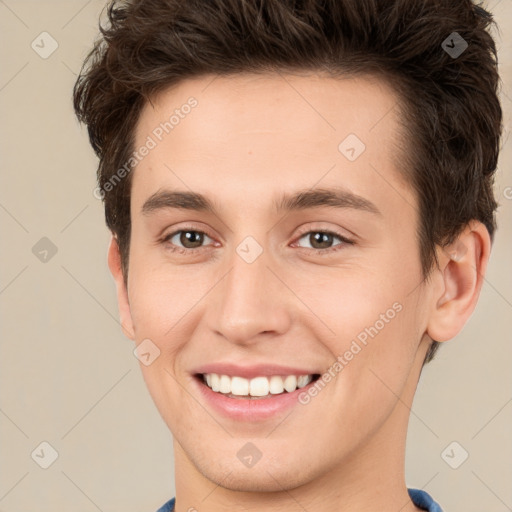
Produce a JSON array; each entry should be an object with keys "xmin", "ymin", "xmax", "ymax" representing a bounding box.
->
[{"xmin": 73, "ymin": 0, "xmax": 503, "ymax": 365}]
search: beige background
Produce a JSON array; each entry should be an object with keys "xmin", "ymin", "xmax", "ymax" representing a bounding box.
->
[{"xmin": 0, "ymin": 1, "xmax": 511, "ymax": 511}]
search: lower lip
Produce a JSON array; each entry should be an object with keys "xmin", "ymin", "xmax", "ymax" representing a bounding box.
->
[{"xmin": 193, "ymin": 375, "xmax": 319, "ymax": 422}]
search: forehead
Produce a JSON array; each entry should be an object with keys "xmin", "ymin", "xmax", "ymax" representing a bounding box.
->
[
  {"xmin": 131, "ymin": 72, "xmax": 413, "ymax": 215},
  {"xmin": 136, "ymin": 71, "xmax": 401, "ymax": 147}
]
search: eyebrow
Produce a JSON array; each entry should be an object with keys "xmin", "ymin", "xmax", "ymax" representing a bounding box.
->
[{"xmin": 141, "ymin": 187, "xmax": 381, "ymax": 217}]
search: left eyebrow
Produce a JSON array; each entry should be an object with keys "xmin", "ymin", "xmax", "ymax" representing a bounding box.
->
[
  {"xmin": 273, "ymin": 187, "xmax": 382, "ymax": 216},
  {"xmin": 141, "ymin": 186, "xmax": 382, "ymax": 217}
]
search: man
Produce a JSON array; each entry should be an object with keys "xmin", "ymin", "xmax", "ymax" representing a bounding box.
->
[{"xmin": 73, "ymin": 0, "xmax": 502, "ymax": 510}]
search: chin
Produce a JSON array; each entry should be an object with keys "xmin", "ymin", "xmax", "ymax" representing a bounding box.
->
[{"xmin": 195, "ymin": 451, "xmax": 316, "ymax": 493}]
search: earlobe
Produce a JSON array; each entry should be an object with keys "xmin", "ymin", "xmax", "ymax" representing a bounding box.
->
[
  {"xmin": 107, "ymin": 235, "xmax": 135, "ymax": 340},
  {"xmin": 426, "ymin": 221, "xmax": 491, "ymax": 342}
]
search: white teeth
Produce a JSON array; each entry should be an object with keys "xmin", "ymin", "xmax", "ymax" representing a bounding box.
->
[
  {"xmin": 210, "ymin": 373, "xmax": 220, "ymax": 392},
  {"xmin": 219, "ymin": 374, "xmax": 231, "ymax": 394},
  {"xmin": 297, "ymin": 375, "xmax": 310, "ymax": 388},
  {"xmin": 269, "ymin": 375, "xmax": 284, "ymax": 394},
  {"xmin": 283, "ymin": 375, "xmax": 297, "ymax": 392},
  {"xmin": 202, "ymin": 373, "xmax": 314, "ymax": 397},
  {"xmin": 231, "ymin": 376, "xmax": 249, "ymax": 395},
  {"xmin": 249, "ymin": 376, "xmax": 269, "ymax": 396}
]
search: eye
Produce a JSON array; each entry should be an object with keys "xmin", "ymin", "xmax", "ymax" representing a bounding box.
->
[
  {"xmin": 159, "ymin": 226, "xmax": 354, "ymax": 256},
  {"xmin": 294, "ymin": 229, "xmax": 354, "ymax": 254},
  {"xmin": 161, "ymin": 227, "xmax": 215, "ymax": 253}
]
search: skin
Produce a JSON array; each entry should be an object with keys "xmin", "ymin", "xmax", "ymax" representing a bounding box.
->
[{"xmin": 107, "ymin": 72, "xmax": 490, "ymax": 512}]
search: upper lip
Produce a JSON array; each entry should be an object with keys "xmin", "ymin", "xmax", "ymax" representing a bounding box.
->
[{"xmin": 192, "ymin": 362, "xmax": 322, "ymax": 379}]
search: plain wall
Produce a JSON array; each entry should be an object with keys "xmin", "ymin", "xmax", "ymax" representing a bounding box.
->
[{"xmin": 1, "ymin": 1, "xmax": 511, "ymax": 511}]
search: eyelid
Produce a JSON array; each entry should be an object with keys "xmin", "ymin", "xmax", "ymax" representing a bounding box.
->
[{"xmin": 293, "ymin": 223, "xmax": 353, "ymax": 240}]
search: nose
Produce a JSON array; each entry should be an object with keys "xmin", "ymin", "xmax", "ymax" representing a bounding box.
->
[{"xmin": 205, "ymin": 246, "xmax": 292, "ymax": 346}]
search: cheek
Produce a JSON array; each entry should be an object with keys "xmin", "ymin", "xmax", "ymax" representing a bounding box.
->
[
  {"xmin": 127, "ymin": 249, "xmax": 207, "ymax": 339},
  {"xmin": 310, "ymin": 300, "xmax": 421, "ymax": 446},
  {"xmin": 297, "ymin": 261, "xmax": 422, "ymax": 399},
  {"xmin": 347, "ymin": 296, "xmax": 421, "ymax": 402}
]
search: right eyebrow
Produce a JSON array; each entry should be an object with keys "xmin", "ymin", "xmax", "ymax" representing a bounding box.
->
[{"xmin": 141, "ymin": 190, "xmax": 218, "ymax": 216}]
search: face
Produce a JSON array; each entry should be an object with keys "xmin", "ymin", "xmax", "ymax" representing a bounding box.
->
[{"xmin": 115, "ymin": 72, "xmax": 437, "ymax": 491}]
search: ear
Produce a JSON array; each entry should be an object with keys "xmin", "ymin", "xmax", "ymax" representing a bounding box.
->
[
  {"xmin": 426, "ymin": 221, "xmax": 491, "ymax": 342},
  {"xmin": 107, "ymin": 235, "xmax": 135, "ymax": 340}
]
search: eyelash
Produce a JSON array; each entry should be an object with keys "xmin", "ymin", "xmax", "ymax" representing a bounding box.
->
[{"xmin": 159, "ymin": 225, "xmax": 355, "ymax": 256}]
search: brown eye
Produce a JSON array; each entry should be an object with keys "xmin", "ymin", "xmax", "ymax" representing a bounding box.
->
[
  {"xmin": 297, "ymin": 231, "xmax": 346, "ymax": 250},
  {"xmin": 310, "ymin": 232, "xmax": 334, "ymax": 249},
  {"xmin": 179, "ymin": 231, "xmax": 204, "ymax": 248},
  {"xmin": 164, "ymin": 230, "xmax": 213, "ymax": 250}
]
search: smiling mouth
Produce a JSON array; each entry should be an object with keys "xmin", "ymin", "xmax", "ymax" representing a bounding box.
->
[{"xmin": 194, "ymin": 373, "xmax": 321, "ymax": 399}]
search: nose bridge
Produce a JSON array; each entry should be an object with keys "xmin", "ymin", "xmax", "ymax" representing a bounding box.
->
[{"xmin": 208, "ymin": 237, "xmax": 291, "ymax": 344}]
